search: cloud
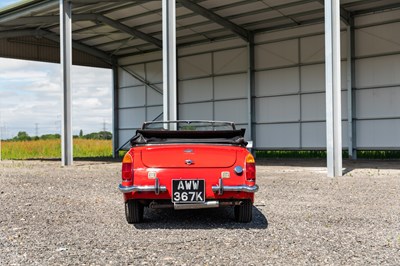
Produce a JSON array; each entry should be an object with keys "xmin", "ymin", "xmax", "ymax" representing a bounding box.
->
[
  {"xmin": 0, "ymin": 70, "xmax": 48, "ymax": 81},
  {"xmin": 0, "ymin": 58, "xmax": 112, "ymax": 138}
]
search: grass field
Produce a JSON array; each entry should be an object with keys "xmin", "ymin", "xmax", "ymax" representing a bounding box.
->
[
  {"xmin": 0, "ymin": 139, "xmax": 112, "ymax": 160},
  {"xmin": 2, "ymin": 139, "xmax": 399, "ymax": 160}
]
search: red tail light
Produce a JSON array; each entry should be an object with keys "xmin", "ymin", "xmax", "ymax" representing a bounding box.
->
[
  {"xmin": 122, "ymin": 152, "xmax": 133, "ymax": 181},
  {"xmin": 245, "ymin": 154, "xmax": 256, "ymax": 182}
]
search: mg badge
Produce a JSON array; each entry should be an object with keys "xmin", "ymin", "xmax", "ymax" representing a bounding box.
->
[{"xmin": 185, "ymin": 159, "xmax": 194, "ymax": 165}]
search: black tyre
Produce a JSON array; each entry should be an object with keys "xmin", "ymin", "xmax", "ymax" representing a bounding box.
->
[
  {"xmin": 234, "ymin": 199, "xmax": 253, "ymax": 223},
  {"xmin": 125, "ymin": 200, "xmax": 144, "ymax": 224}
]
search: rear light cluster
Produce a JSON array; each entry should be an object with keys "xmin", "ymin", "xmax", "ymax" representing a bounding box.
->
[
  {"xmin": 245, "ymin": 153, "xmax": 256, "ymax": 182},
  {"xmin": 122, "ymin": 152, "xmax": 133, "ymax": 181}
]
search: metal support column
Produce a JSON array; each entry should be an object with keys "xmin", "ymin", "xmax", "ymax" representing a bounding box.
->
[
  {"xmin": 347, "ymin": 19, "xmax": 357, "ymax": 159},
  {"xmin": 324, "ymin": 0, "xmax": 342, "ymax": 177},
  {"xmin": 162, "ymin": 0, "xmax": 177, "ymax": 126},
  {"xmin": 112, "ymin": 57, "xmax": 119, "ymax": 158},
  {"xmin": 247, "ymin": 33, "xmax": 256, "ymax": 154},
  {"xmin": 60, "ymin": 0, "xmax": 73, "ymax": 166}
]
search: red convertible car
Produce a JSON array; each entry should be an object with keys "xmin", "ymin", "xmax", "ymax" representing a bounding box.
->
[{"xmin": 118, "ymin": 121, "xmax": 259, "ymax": 223}]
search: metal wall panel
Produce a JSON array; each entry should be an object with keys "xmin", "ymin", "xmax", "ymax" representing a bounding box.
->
[
  {"xmin": 147, "ymin": 106, "xmax": 163, "ymax": 121},
  {"xmin": 214, "ymin": 99, "xmax": 247, "ymax": 124},
  {"xmin": 355, "ymin": 22, "xmax": 400, "ymax": 57},
  {"xmin": 179, "ymin": 102, "xmax": 213, "ymax": 120},
  {"xmin": 119, "ymin": 108, "xmax": 146, "ymax": 129},
  {"xmin": 255, "ymin": 95, "xmax": 300, "ymax": 123},
  {"xmin": 146, "ymin": 61, "xmax": 163, "ymax": 83},
  {"xmin": 117, "ymin": 65, "xmax": 161, "ymax": 147},
  {"xmin": 355, "ymin": 87, "xmax": 400, "ymax": 119},
  {"xmin": 300, "ymin": 62, "xmax": 347, "ymax": 93},
  {"xmin": 355, "ymin": 55, "xmax": 400, "ymax": 89},
  {"xmin": 300, "ymin": 35, "xmax": 325, "ymax": 63},
  {"xmin": 119, "ymin": 86, "xmax": 146, "ymax": 108},
  {"xmin": 254, "ymin": 30, "xmax": 350, "ymax": 149},
  {"xmin": 300, "ymin": 32, "xmax": 347, "ymax": 64},
  {"xmin": 178, "ymin": 78, "xmax": 213, "ymax": 103},
  {"xmin": 214, "ymin": 74, "xmax": 247, "ymax": 100},
  {"xmin": 255, "ymin": 39, "xmax": 299, "ymax": 69},
  {"xmin": 353, "ymin": 21, "xmax": 400, "ymax": 149},
  {"xmin": 255, "ymin": 67, "xmax": 299, "ymax": 96},
  {"xmin": 177, "ymin": 48, "xmax": 249, "ymax": 135},
  {"xmin": 118, "ymin": 129, "xmax": 136, "ymax": 148},
  {"xmin": 124, "ymin": 64, "xmax": 146, "ymax": 81},
  {"xmin": 115, "ymin": 19, "xmax": 400, "ymax": 150},
  {"xmin": 301, "ymin": 91, "xmax": 348, "ymax": 121},
  {"xmin": 300, "ymin": 64, "xmax": 325, "ymax": 93},
  {"xmin": 178, "ymin": 38, "xmax": 246, "ymax": 56},
  {"xmin": 147, "ymin": 84, "xmax": 163, "ymax": 106},
  {"xmin": 357, "ymin": 120, "xmax": 400, "ymax": 148},
  {"xmin": 301, "ymin": 122, "xmax": 326, "ymax": 148},
  {"xmin": 119, "ymin": 68, "xmax": 142, "ymax": 87},
  {"xmin": 301, "ymin": 122, "xmax": 348, "ymax": 148},
  {"xmin": 178, "ymin": 53, "xmax": 212, "ymax": 79},
  {"xmin": 301, "ymin": 93, "xmax": 326, "ymax": 121},
  {"xmin": 213, "ymin": 48, "xmax": 247, "ymax": 74},
  {"xmin": 256, "ymin": 124, "xmax": 300, "ymax": 148}
]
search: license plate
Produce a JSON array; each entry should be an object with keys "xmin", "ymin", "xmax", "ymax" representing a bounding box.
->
[{"xmin": 172, "ymin": 179, "xmax": 205, "ymax": 203}]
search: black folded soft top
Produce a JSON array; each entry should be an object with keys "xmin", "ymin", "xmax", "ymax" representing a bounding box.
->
[{"xmin": 130, "ymin": 128, "xmax": 247, "ymax": 146}]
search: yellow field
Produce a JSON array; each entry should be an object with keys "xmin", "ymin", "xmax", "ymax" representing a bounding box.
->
[{"xmin": 0, "ymin": 139, "xmax": 112, "ymax": 160}]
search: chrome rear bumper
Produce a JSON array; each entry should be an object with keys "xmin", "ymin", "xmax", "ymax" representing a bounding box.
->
[
  {"xmin": 119, "ymin": 177, "xmax": 259, "ymax": 196},
  {"xmin": 119, "ymin": 178, "xmax": 166, "ymax": 194},
  {"xmin": 212, "ymin": 178, "xmax": 259, "ymax": 195}
]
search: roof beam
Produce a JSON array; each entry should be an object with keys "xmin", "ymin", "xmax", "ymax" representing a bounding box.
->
[
  {"xmin": 353, "ymin": 3, "xmax": 400, "ymax": 16},
  {"xmin": 42, "ymin": 29, "xmax": 112, "ymax": 63},
  {"xmin": 72, "ymin": 0, "xmax": 146, "ymax": 3},
  {"xmin": 316, "ymin": 0, "xmax": 351, "ymax": 25},
  {"xmin": 0, "ymin": 29, "xmax": 42, "ymax": 38},
  {"xmin": 0, "ymin": 28, "xmax": 112, "ymax": 63},
  {"xmin": 70, "ymin": 14, "xmax": 162, "ymax": 48},
  {"xmin": 254, "ymin": 17, "xmax": 324, "ymax": 33},
  {"xmin": 177, "ymin": 0, "xmax": 250, "ymax": 42},
  {"xmin": 0, "ymin": 12, "xmax": 162, "ymax": 48},
  {"xmin": 95, "ymin": 14, "xmax": 162, "ymax": 48},
  {"xmin": 1, "ymin": 15, "xmax": 61, "ymax": 26}
]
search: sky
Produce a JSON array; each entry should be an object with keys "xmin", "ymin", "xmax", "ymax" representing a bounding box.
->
[
  {"xmin": 0, "ymin": 0, "xmax": 19, "ymax": 8},
  {"xmin": 0, "ymin": 1, "xmax": 113, "ymax": 139}
]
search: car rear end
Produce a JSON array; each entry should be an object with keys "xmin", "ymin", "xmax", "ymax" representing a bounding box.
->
[{"xmin": 118, "ymin": 121, "xmax": 259, "ymax": 223}]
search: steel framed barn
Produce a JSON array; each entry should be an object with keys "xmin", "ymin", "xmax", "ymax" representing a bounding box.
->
[{"xmin": 1, "ymin": 0, "xmax": 400, "ymax": 176}]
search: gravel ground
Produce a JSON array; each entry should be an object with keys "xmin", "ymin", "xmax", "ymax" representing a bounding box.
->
[{"xmin": 0, "ymin": 159, "xmax": 399, "ymax": 265}]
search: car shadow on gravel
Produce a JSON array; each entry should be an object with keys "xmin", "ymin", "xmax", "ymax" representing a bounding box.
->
[{"xmin": 133, "ymin": 206, "xmax": 268, "ymax": 230}]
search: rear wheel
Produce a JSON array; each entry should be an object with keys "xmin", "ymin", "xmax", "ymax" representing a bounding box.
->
[
  {"xmin": 234, "ymin": 199, "xmax": 253, "ymax": 223},
  {"xmin": 125, "ymin": 200, "xmax": 144, "ymax": 224}
]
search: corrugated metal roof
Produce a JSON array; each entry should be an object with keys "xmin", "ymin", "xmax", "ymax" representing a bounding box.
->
[{"xmin": 1, "ymin": 0, "xmax": 400, "ymax": 65}]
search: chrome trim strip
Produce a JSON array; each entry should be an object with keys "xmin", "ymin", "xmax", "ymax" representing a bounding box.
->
[
  {"xmin": 174, "ymin": 201, "xmax": 219, "ymax": 210},
  {"xmin": 211, "ymin": 184, "xmax": 259, "ymax": 193},
  {"xmin": 118, "ymin": 184, "xmax": 167, "ymax": 193}
]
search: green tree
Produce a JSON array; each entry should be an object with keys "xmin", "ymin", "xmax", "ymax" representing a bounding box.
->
[
  {"xmin": 79, "ymin": 129, "xmax": 83, "ymax": 138},
  {"xmin": 40, "ymin": 134, "xmax": 60, "ymax": 140},
  {"xmin": 83, "ymin": 131, "xmax": 112, "ymax": 140},
  {"xmin": 14, "ymin": 131, "xmax": 31, "ymax": 141}
]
